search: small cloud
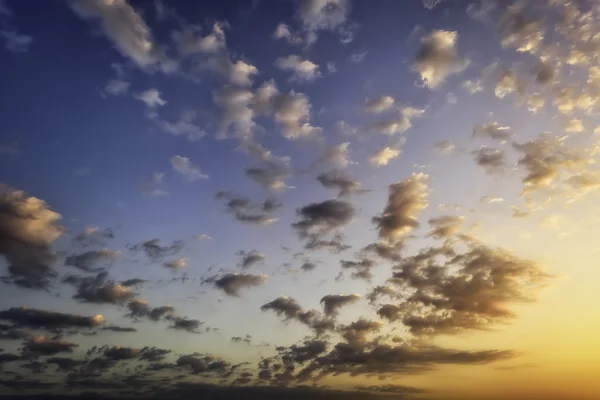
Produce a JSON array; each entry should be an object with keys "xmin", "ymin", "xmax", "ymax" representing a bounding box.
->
[
  {"xmin": 412, "ymin": 30, "xmax": 469, "ymax": 88},
  {"xmin": 365, "ymin": 96, "xmax": 395, "ymax": 114},
  {"xmin": 275, "ymin": 54, "xmax": 321, "ymax": 82},
  {"xmin": 170, "ymin": 155, "xmax": 208, "ymax": 181},
  {"xmin": 349, "ymin": 51, "xmax": 368, "ymax": 63},
  {"xmin": 104, "ymin": 79, "xmax": 130, "ymax": 96},
  {"xmin": 0, "ymin": 29, "xmax": 33, "ymax": 53},
  {"xmin": 135, "ymin": 88, "xmax": 167, "ymax": 108}
]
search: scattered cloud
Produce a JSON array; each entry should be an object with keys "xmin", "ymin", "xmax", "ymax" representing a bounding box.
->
[
  {"xmin": 275, "ymin": 55, "xmax": 321, "ymax": 82},
  {"xmin": 412, "ymin": 30, "xmax": 469, "ymax": 88},
  {"xmin": 170, "ymin": 155, "xmax": 208, "ymax": 181}
]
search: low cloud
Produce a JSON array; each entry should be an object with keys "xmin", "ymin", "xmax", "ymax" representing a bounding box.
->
[
  {"xmin": 128, "ymin": 238, "xmax": 184, "ymax": 261},
  {"xmin": 65, "ymin": 249, "xmax": 121, "ymax": 272},
  {"xmin": 261, "ymin": 296, "xmax": 335, "ymax": 335},
  {"xmin": 237, "ymin": 250, "xmax": 266, "ymax": 268},
  {"xmin": 412, "ymin": 30, "xmax": 469, "ymax": 88},
  {"xmin": 372, "ymin": 173, "xmax": 429, "ymax": 242},
  {"xmin": 275, "ymin": 55, "xmax": 321, "ymax": 82},
  {"xmin": 205, "ymin": 273, "xmax": 268, "ymax": 296},
  {"xmin": 0, "ymin": 185, "xmax": 62, "ymax": 288},
  {"xmin": 320, "ymin": 294, "xmax": 361, "ymax": 316},
  {"xmin": 216, "ymin": 191, "xmax": 281, "ymax": 225},
  {"xmin": 170, "ymin": 155, "xmax": 208, "ymax": 181},
  {"xmin": 0, "ymin": 307, "xmax": 104, "ymax": 329},
  {"xmin": 317, "ymin": 171, "xmax": 364, "ymax": 197}
]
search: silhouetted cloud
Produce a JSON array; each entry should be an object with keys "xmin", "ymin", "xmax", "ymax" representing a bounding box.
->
[
  {"xmin": 261, "ymin": 296, "xmax": 335, "ymax": 335},
  {"xmin": 320, "ymin": 294, "xmax": 361, "ymax": 316},
  {"xmin": 317, "ymin": 171, "xmax": 365, "ymax": 197},
  {"xmin": 216, "ymin": 191, "xmax": 281, "ymax": 225},
  {"xmin": 65, "ymin": 249, "xmax": 121, "ymax": 272},
  {"xmin": 0, "ymin": 307, "xmax": 104, "ymax": 329},
  {"xmin": 205, "ymin": 273, "xmax": 268, "ymax": 296},
  {"xmin": 128, "ymin": 238, "xmax": 184, "ymax": 261},
  {"xmin": 237, "ymin": 250, "xmax": 266, "ymax": 268}
]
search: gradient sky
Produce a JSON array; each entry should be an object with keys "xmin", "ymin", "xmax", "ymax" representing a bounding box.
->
[{"xmin": 1, "ymin": 0, "xmax": 600, "ymax": 399}]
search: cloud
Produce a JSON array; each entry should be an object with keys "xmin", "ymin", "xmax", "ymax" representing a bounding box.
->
[
  {"xmin": 0, "ymin": 29, "xmax": 33, "ymax": 52},
  {"xmin": 434, "ymin": 140, "xmax": 456, "ymax": 154},
  {"xmin": 499, "ymin": 8, "xmax": 544, "ymax": 54},
  {"xmin": 170, "ymin": 317, "xmax": 204, "ymax": 333},
  {"xmin": 292, "ymin": 199, "xmax": 356, "ymax": 240},
  {"xmin": 339, "ymin": 318, "xmax": 383, "ymax": 347},
  {"xmin": 104, "ymin": 78, "xmax": 130, "ymax": 96},
  {"xmin": 273, "ymin": 22, "xmax": 303, "ymax": 45},
  {"xmin": 70, "ymin": 0, "xmax": 172, "ymax": 71},
  {"xmin": 141, "ymin": 172, "xmax": 168, "ymax": 196},
  {"xmin": 512, "ymin": 133, "xmax": 590, "ymax": 195},
  {"xmin": 427, "ymin": 215, "xmax": 464, "ymax": 239},
  {"xmin": 215, "ymin": 191, "xmax": 281, "ymax": 225},
  {"xmin": 412, "ymin": 30, "xmax": 469, "ymax": 88},
  {"xmin": 370, "ymin": 107, "xmax": 424, "ymax": 135},
  {"xmin": 472, "ymin": 122, "xmax": 514, "ymax": 143},
  {"xmin": 152, "ymin": 110, "xmax": 206, "ymax": 141},
  {"xmin": 128, "ymin": 238, "xmax": 184, "ymax": 261},
  {"xmin": 317, "ymin": 171, "xmax": 363, "ymax": 197},
  {"xmin": 261, "ymin": 296, "xmax": 335, "ymax": 335},
  {"xmin": 127, "ymin": 299, "xmax": 175, "ymax": 321},
  {"xmin": 495, "ymin": 69, "xmax": 525, "ymax": 99},
  {"xmin": 164, "ymin": 258, "xmax": 187, "ymax": 270},
  {"xmin": 365, "ymin": 96, "xmax": 395, "ymax": 114},
  {"xmin": 74, "ymin": 226, "xmax": 115, "ymax": 247},
  {"xmin": 65, "ymin": 249, "xmax": 121, "ymax": 272},
  {"xmin": 205, "ymin": 273, "xmax": 268, "ymax": 296},
  {"xmin": 0, "ymin": 185, "xmax": 62, "ymax": 288},
  {"xmin": 0, "ymin": 307, "xmax": 104, "ymax": 329},
  {"xmin": 100, "ymin": 325, "xmax": 137, "ymax": 333},
  {"xmin": 472, "ymin": 147, "xmax": 506, "ymax": 174},
  {"xmin": 104, "ymin": 346, "xmax": 138, "ymax": 360},
  {"xmin": 237, "ymin": 250, "xmax": 266, "ymax": 269},
  {"xmin": 175, "ymin": 22, "xmax": 226, "ymax": 55},
  {"xmin": 384, "ymin": 238, "xmax": 551, "ymax": 335},
  {"xmin": 369, "ymin": 146, "xmax": 401, "ymax": 166},
  {"xmin": 481, "ymin": 196, "xmax": 504, "ymax": 204},
  {"xmin": 372, "ymin": 173, "xmax": 429, "ymax": 242},
  {"xmin": 320, "ymin": 294, "xmax": 360, "ymax": 316},
  {"xmin": 319, "ymin": 142, "xmax": 354, "ymax": 168},
  {"xmin": 296, "ymin": 0, "xmax": 351, "ymax": 45},
  {"xmin": 134, "ymin": 88, "xmax": 167, "ymax": 107},
  {"xmin": 255, "ymin": 80, "xmax": 322, "ymax": 140},
  {"xmin": 24, "ymin": 336, "xmax": 78, "ymax": 356},
  {"xmin": 73, "ymin": 272, "xmax": 136, "ymax": 304},
  {"xmin": 361, "ymin": 242, "xmax": 403, "ymax": 262},
  {"xmin": 349, "ymin": 51, "xmax": 367, "ymax": 63},
  {"xmin": 340, "ymin": 259, "xmax": 375, "ymax": 281},
  {"xmin": 275, "ymin": 55, "xmax": 321, "ymax": 81}
]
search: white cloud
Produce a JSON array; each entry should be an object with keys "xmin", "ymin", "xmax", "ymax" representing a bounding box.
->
[
  {"xmin": 275, "ymin": 55, "xmax": 321, "ymax": 82},
  {"xmin": 370, "ymin": 106, "xmax": 424, "ymax": 135},
  {"xmin": 369, "ymin": 147, "xmax": 401, "ymax": 166},
  {"xmin": 229, "ymin": 60, "xmax": 258, "ymax": 86},
  {"xmin": 170, "ymin": 156, "xmax": 208, "ymax": 181},
  {"xmin": 462, "ymin": 79, "xmax": 483, "ymax": 93},
  {"xmin": 153, "ymin": 110, "xmax": 206, "ymax": 141},
  {"xmin": 70, "ymin": 0, "xmax": 172, "ymax": 71},
  {"xmin": 412, "ymin": 30, "xmax": 469, "ymax": 88},
  {"xmin": 297, "ymin": 0, "xmax": 350, "ymax": 44},
  {"xmin": 564, "ymin": 118, "xmax": 584, "ymax": 133},
  {"xmin": 135, "ymin": 88, "xmax": 167, "ymax": 107},
  {"xmin": 365, "ymin": 96, "xmax": 395, "ymax": 114},
  {"xmin": 104, "ymin": 79, "xmax": 130, "ymax": 96},
  {"xmin": 321, "ymin": 142, "xmax": 354, "ymax": 168},
  {"xmin": 349, "ymin": 51, "xmax": 367, "ymax": 63},
  {"xmin": 273, "ymin": 22, "xmax": 303, "ymax": 44}
]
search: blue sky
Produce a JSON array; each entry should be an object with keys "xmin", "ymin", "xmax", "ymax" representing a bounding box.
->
[{"xmin": 1, "ymin": 0, "xmax": 600, "ymax": 399}]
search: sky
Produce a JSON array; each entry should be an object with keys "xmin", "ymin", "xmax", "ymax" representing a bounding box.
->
[{"xmin": 0, "ymin": 0, "xmax": 600, "ymax": 399}]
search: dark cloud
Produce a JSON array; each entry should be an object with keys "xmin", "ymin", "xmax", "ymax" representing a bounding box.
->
[
  {"xmin": 205, "ymin": 273, "xmax": 268, "ymax": 296},
  {"xmin": 128, "ymin": 238, "xmax": 184, "ymax": 261},
  {"xmin": 237, "ymin": 250, "xmax": 266, "ymax": 268},
  {"xmin": 382, "ymin": 239, "xmax": 551, "ymax": 335},
  {"xmin": 73, "ymin": 272, "xmax": 136, "ymax": 304},
  {"xmin": 305, "ymin": 234, "xmax": 351, "ymax": 253},
  {"xmin": 24, "ymin": 336, "xmax": 78, "ymax": 356},
  {"xmin": 139, "ymin": 346, "xmax": 171, "ymax": 362},
  {"xmin": 0, "ymin": 307, "xmax": 104, "ymax": 329},
  {"xmin": 339, "ymin": 319, "xmax": 383, "ymax": 348},
  {"xmin": 366, "ymin": 285, "xmax": 403, "ymax": 305},
  {"xmin": 100, "ymin": 325, "xmax": 137, "ymax": 333},
  {"xmin": 317, "ymin": 171, "xmax": 365, "ymax": 197},
  {"xmin": 261, "ymin": 296, "xmax": 335, "ymax": 335},
  {"xmin": 300, "ymin": 261, "xmax": 317, "ymax": 272},
  {"xmin": 473, "ymin": 147, "xmax": 506, "ymax": 174},
  {"xmin": 46, "ymin": 357, "xmax": 84, "ymax": 371},
  {"xmin": 176, "ymin": 353, "xmax": 233, "ymax": 376},
  {"xmin": 104, "ymin": 346, "xmax": 139, "ymax": 360},
  {"xmin": 126, "ymin": 299, "xmax": 176, "ymax": 321},
  {"xmin": 293, "ymin": 199, "xmax": 355, "ymax": 239},
  {"xmin": 472, "ymin": 122, "xmax": 514, "ymax": 142},
  {"xmin": 65, "ymin": 249, "xmax": 120, "ymax": 272},
  {"xmin": 170, "ymin": 317, "xmax": 204, "ymax": 333},
  {"xmin": 74, "ymin": 227, "xmax": 115, "ymax": 247},
  {"xmin": 120, "ymin": 278, "xmax": 146, "ymax": 287},
  {"xmin": 361, "ymin": 241, "xmax": 403, "ymax": 262},
  {"xmin": 320, "ymin": 294, "xmax": 361, "ymax": 316},
  {"xmin": 231, "ymin": 334, "xmax": 252, "ymax": 345},
  {"xmin": 355, "ymin": 384, "xmax": 427, "ymax": 395},
  {"xmin": 215, "ymin": 191, "xmax": 281, "ymax": 225},
  {"xmin": 340, "ymin": 259, "xmax": 375, "ymax": 281},
  {"xmin": 0, "ymin": 185, "xmax": 62, "ymax": 288},
  {"xmin": 372, "ymin": 173, "xmax": 428, "ymax": 242}
]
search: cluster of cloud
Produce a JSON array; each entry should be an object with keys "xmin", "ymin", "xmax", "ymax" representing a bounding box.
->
[{"xmin": 215, "ymin": 191, "xmax": 282, "ymax": 225}]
